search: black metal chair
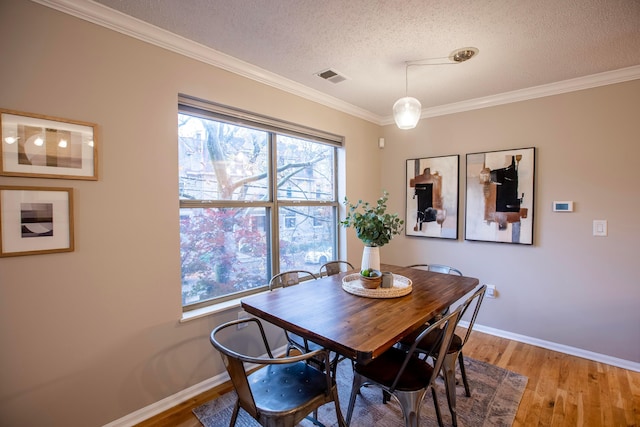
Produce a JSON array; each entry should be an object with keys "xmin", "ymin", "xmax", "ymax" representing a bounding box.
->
[
  {"xmin": 319, "ymin": 260, "xmax": 355, "ymax": 277},
  {"xmin": 268, "ymin": 270, "xmax": 319, "ymax": 356},
  {"xmin": 210, "ymin": 318, "xmax": 346, "ymax": 427},
  {"xmin": 346, "ymin": 306, "xmax": 462, "ymax": 427},
  {"xmin": 400, "ymin": 284, "xmax": 487, "ymax": 427}
]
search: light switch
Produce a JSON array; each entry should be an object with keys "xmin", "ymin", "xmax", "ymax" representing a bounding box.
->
[{"xmin": 593, "ymin": 220, "xmax": 607, "ymax": 237}]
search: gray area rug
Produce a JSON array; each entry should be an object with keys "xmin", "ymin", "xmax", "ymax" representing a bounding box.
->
[{"xmin": 193, "ymin": 357, "xmax": 527, "ymax": 427}]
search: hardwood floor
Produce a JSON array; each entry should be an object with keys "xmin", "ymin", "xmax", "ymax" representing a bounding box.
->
[{"xmin": 135, "ymin": 330, "xmax": 640, "ymax": 427}]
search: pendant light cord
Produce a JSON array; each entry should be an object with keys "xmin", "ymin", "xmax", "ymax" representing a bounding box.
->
[{"xmin": 405, "ymin": 63, "xmax": 409, "ymax": 96}]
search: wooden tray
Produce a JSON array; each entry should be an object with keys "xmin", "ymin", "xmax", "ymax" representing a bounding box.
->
[{"xmin": 342, "ymin": 273, "xmax": 412, "ymax": 298}]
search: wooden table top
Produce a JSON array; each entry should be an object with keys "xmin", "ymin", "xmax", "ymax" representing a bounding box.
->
[{"xmin": 241, "ymin": 264, "xmax": 479, "ymax": 364}]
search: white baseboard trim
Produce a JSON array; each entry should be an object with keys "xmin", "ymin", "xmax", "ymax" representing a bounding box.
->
[
  {"xmin": 102, "ymin": 344, "xmax": 288, "ymax": 427},
  {"xmin": 102, "ymin": 370, "xmax": 229, "ymax": 427},
  {"xmin": 104, "ymin": 326, "xmax": 640, "ymax": 426},
  {"xmin": 460, "ymin": 321, "xmax": 640, "ymax": 373}
]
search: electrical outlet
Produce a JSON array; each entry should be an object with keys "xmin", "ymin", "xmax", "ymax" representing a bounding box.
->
[
  {"xmin": 486, "ymin": 284, "xmax": 496, "ymax": 298},
  {"xmin": 237, "ymin": 310, "xmax": 250, "ymax": 329}
]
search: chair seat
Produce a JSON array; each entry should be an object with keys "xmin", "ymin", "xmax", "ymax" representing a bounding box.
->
[
  {"xmin": 248, "ymin": 361, "xmax": 329, "ymax": 413},
  {"xmin": 355, "ymin": 347, "xmax": 434, "ymax": 391}
]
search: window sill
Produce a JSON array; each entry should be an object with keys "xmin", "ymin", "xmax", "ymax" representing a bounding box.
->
[{"xmin": 179, "ymin": 289, "xmax": 270, "ymax": 323}]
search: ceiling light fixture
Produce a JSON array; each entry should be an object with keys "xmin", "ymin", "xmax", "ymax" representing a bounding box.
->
[
  {"xmin": 393, "ymin": 47, "xmax": 478, "ymax": 130},
  {"xmin": 392, "ymin": 64, "xmax": 422, "ymax": 130}
]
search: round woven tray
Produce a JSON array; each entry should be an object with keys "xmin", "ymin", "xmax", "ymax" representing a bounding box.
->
[{"xmin": 342, "ymin": 273, "xmax": 412, "ymax": 298}]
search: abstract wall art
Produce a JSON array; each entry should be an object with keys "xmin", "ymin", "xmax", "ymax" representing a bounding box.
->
[
  {"xmin": 405, "ymin": 155, "xmax": 459, "ymax": 239},
  {"xmin": 465, "ymin": 147, "xmax": 535, "ymax": 244},
  {"xmin": 0, "ymin": 186, "xmax": 74, "ymax": 257}
]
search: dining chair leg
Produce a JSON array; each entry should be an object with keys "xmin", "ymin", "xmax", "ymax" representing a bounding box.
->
[
  {"xmin": 442, "ymin": 353, "xmax": 458, "ymax": 427},
  {"xmin": 229, "ymin": 400, "xmax": 240, "ymax": 427},
  {"xmin": 332, "ymin": 386, "xmax": 347, "ymax": 427},
  {"xmin": 458, "ymin": 351, "xmax": 471, "ymax": 397},
  {"xmin": 430, "ymin": 386, "xmax": 444, "ymax": 427},
  {"xmin": 394, "ymin": 389, "xmax": 429, "ymax": 427},
  {"xmin": 346, "ymin": 372, "xmax": 366, "ymax": 426}
]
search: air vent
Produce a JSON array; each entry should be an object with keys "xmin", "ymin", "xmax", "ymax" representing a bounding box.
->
[{"xmin": 315, "ymin": 68, "xmax": 348, "ymax": 84}]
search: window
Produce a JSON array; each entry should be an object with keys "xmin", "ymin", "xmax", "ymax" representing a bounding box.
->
[{"xmin": 178, "ymin": 96, "xmax": 341, "ymax": 310}]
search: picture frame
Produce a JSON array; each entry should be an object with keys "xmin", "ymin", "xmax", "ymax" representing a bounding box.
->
[
  {"xmin": 465, "ymin": 147, "xmax": 535, "ymax": 244},
  {"xmin": 0, "ymin": 186, "xmax": 74, "ymax": 257},
  {"xmin": 406, "ymin": 155, "xmax": 459, "ymax": 239},
  {"xmin": 1, "ymin": 109, "xmax": 97, "ymax": 180}
]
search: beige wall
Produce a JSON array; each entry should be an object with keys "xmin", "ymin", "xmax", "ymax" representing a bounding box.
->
[
  {"xmin": 0, "ymin": 1, "xmax": 638, "ymax": 426},
  {"xmin": 380, "ymin": 81, "xmax": 640, "ymax": 363},
  {"xmin": 0, "ymin": 1, "xmax": 380, "ymax": 426}
]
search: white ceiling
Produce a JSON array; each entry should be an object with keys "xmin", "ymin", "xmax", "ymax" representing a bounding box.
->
[{"xmin": 38, "ymin": 0, "xmax": 640, "ymax": 124}]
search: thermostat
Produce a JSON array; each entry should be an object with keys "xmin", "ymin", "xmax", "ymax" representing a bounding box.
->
[{"xmin": 553, "ymin": 201, "xmax": 573, "ymax": 212}]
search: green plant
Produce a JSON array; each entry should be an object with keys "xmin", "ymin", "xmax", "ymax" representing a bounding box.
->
[{"xmin": 341, "ymin": 191, "xmax": 404, "ymax": 247}]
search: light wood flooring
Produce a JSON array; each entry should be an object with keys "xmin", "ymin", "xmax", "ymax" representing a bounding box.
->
[{"xmin": 135, "ymin": 330, "xmax": 640, "ymax": 427}]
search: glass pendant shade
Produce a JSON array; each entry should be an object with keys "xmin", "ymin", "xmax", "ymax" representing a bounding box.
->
[{"xmin": 392, "ymin": 96, "xmax": 422, "ymax": 129}]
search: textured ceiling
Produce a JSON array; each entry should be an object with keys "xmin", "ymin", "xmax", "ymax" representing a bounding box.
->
[{"xmin": 79, "ymin": 0, "xmax": 640, "ymax": 119}]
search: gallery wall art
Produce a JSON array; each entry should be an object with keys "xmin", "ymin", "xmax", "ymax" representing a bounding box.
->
[
  {"xmin": 1, "ymin": 109, "xmax": 97, "ymax": 180},
  {"xmin": 405, "ymin": 155, "xmax": 459, "ymax": 239},
  {"xmin": 0, "ymin": 186, "xmax": 74, "ymax": 257},
  {"xmin": 465, "ymin": 147, "xmax": 535, "ymax": 244}
]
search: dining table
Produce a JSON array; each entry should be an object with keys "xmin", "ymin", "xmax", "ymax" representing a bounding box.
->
[{"xmin": 240, "ymin": 263, "xmax": 479, "ymax": 365}]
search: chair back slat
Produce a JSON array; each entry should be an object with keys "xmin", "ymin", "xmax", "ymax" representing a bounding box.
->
[
  {"xmin": 319, "ymin": 260, "xmax": 355, "ymax": 277},
  {"xmin": 269, "ymin": 270, "xmax": 317, "ymax": 290},
  {"xmin": 219, "ymin": 352, "xmax": 259, "ymax": 417},
  {"xmin": 459, "ymin": 284, "xmax": 487, "ymax": 346},
  {"xmin": 389, "ymin": 306, "xmax": 462, "ymax": 393},
  {"xmin": 406, "ymin": 263, "xmax": 463, "ymax": 276}
]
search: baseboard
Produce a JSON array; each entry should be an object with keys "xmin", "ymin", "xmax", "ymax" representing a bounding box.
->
[
  {"xmin": 104, "ymin": 326, "xmax": 640, "ymax": 426},
  {"xmin": 102, "ymin": 371, "xmax": 229, "ymax": 427},
  {"xmin": 102, "ymin": 344, "xmax": 287, "ymax": 427},
  {"xmin": 460, "ymin": 321, "xmax": 640, "ymax": 373}
]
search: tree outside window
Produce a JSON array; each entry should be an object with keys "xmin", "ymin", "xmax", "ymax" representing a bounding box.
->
[{"xmin": 178, "ymin": 105, "xmax": 338, "ymax": 309}]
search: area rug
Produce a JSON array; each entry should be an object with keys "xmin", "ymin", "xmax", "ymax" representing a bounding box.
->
[{"xmin": 193, "ymin": 357, "xmax": 527, "ymax": 427}]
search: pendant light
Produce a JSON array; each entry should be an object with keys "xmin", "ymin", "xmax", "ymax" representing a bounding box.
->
[
  {"xmin": 393, "ymin": 47, "xmax": 479, "ymax": 130},
  {"xmin": 392, "ymin": 63, "xmax": 421, "ymax": 129}
]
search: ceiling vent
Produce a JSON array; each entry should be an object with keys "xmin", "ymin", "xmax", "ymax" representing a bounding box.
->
[{"xmin": 315, "ymin": 68, "xmax": 348, "ymax": 84}]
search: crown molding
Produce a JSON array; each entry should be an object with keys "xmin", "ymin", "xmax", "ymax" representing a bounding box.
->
[
  {"xmin": 31, "ymin": 0, "xmax": 381, "ymax": 124},
  {"xmin": 380, "ymin": 64, "xmax": 640, "ymax": 125},
  {"xmin": 31, "ymin": 0, "xmax": 640, "ymax": 127}
]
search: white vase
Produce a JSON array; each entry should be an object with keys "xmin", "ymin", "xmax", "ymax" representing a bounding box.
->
[{"xmin": 361, "ymin": 245, "xmax": 380, "ymax": 271}]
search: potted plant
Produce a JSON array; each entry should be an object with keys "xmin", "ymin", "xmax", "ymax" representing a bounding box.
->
[{"xmin": 341, "ymin": 191, "xmax": 404, "ymax": 271}]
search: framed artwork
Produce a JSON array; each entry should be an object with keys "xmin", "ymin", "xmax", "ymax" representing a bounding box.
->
[
  {"xmin": 406, "ymin": 155, "xmax": 459, "ymax": 239},
  {"xmin": 465, "ymin": 147, "xmax": 535, "ymax": 244},
  {"xmin": 0, "ymin": 186, "xmax": 74, "ymax": 257},
  {"xmin": 1, "ymin": 109, "xmax": 97, "ymax": 180}
]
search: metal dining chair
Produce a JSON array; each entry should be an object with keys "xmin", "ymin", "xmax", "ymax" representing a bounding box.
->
[
  {"xmin": 319, "ymin": 260, "xmax": 355, "ymax": 277},
  {"xmin": 406, "ymin": 263, "xmax": 463, "ymax": 276},
  {"xmin": 268, "ymin": 270, "xmax": 319, "ymax": 356},
  {"xmin": 346, "ymin": 306, "xmax": 462, "ymax": 427},
  {"xmin": 210, "ymin": 317, "xmax": 346, "ymax": 427},
  {"xmin": 405, "ymin": 263, "xmax": 463, "ymax": 325},
  {"xmin": 400, "ymin": 284, "xmax": 487, "ymax": 427},
  {"xmin": 268, "ymin": 270, "xmax": 318, "ymax": 291}
]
